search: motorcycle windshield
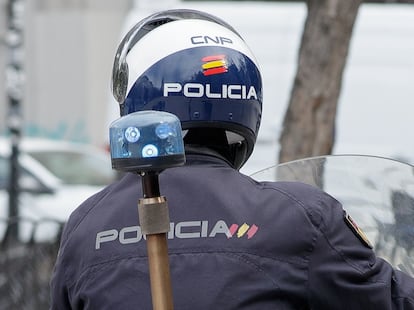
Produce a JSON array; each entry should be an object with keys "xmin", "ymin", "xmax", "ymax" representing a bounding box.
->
[{"xmin": 251, "ymin": 155, "xmax": 414, "ymax": 276}]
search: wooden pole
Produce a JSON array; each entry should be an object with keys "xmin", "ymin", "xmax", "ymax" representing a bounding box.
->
[{"xmin": 146, "ymin": 233, "xmax": 174, "ymax": 310}]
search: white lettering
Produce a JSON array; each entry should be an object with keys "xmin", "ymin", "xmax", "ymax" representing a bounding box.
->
[
  {"xmin": 201, "ymin": 220, "xmax": 208, "ymax": 237},
  {"xmin": 222, "ymin": 85, "xmax": 228, "ymax": 99},
  {"xmin": 95, "ymin": 220, "xmax": 241, "ymax": 249},
  {"xmin": 168, "ymin": 222, "xmax": 175, "ymax": 239},
  {"xmin": 119, "ymin": 226, "xmax": 142, "ymax": 244},
  {"xmin": 175, "ymin": 221, "xmax": 201, "ymax": 238},
  {"xmin": 247, "ymin": 86, "xmax": 258, "ymax": 99},
  {"xmin": 209, "ymin": 220, "xmax": 232, "ymax": 238},
  {"xmin": 96, "ymin": 229, "xmax": 118, "ymax": 250},
  {"xmin": 163, "ymin": 83, "xmax": 258, "ymax": 100},
  {"xmin": 183, "ymin": 83, "xmax": 203, "ymax": 97},
  {"xmin": 205, "ymin": 84, "xmax": 221, "ymax": 98},
  {"xmin": 227, "ymin": 85, "xmax": 241, "ymax": 99},
  {"xmin": 163, "ymin": 82, "xmax": 182, "ymax": 96}
]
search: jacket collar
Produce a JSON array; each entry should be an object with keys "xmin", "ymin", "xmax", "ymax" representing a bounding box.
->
[{"xmin": 184, "ymin": 145, "xmax": 234, "ymax": 168}]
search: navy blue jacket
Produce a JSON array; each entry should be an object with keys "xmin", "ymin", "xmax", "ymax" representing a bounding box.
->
[{"xmin": 50, "ymin": 154, "xmax": 414, "ymax": 309}]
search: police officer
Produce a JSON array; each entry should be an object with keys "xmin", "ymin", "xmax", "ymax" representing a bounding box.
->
[{"xmin": 50, "ymin": 9, "xmax": 414, "ymax": 309}]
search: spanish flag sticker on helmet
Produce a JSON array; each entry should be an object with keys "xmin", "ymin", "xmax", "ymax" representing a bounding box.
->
[
  {"xmin": 344, "ymin": 211, "xmax": 373, "ymax": 249},
  {"xmin": 202, "ymin": 55, "xmax": 228, "ymax": 76}
]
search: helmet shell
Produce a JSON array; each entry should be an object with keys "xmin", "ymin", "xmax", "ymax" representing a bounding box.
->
[{"xmin": 112, "ymin": 10, "xmax": 263, "ymax": 167}]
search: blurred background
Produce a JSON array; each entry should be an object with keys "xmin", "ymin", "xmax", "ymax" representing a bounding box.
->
[
  {"xmin": 1, "ymin": 0, "xmax": 414, "ymax": 173},
  {"xmin": 0, "ymin": 0, "xmax": 413, "ymax": 308}
]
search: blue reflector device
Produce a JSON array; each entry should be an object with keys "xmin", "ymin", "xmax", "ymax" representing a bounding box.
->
[{"xmin": 110, "ymin": 111, "xmax": 186, "ymax": 172}]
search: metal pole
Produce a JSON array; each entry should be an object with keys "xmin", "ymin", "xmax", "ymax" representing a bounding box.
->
[
  {"xmin": 5, "ymin": 0, "xmax": 24, "ymax": 243},
  {"xmin": 146, "ymin": 233, "xmax": 174, "ymax": 310},
  {"xmin": 139, "ymin": 172, "xmax": 174, "ymax": 310}
]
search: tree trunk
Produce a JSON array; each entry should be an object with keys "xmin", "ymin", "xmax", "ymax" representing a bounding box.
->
[{"xmin": 278, "ymin": 0, "xmax": 362, "ymax": 163}]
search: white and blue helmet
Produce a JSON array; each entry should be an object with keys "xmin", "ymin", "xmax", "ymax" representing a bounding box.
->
[{"xmin": 111, "ymin": 9, "xmax": 262, "ymax": 169}]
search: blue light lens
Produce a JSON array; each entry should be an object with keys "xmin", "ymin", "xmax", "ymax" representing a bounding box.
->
[
  {"xmin": 124, "ymin": 126, "xmax": 140, "ymax": 142},
  {"xmin": 142, "ymin": 144, "xmax": 159, "ymax": 158},
  {"xmin": 155, "ymin": 122, "xmax": 175, "ymax": 139}
]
